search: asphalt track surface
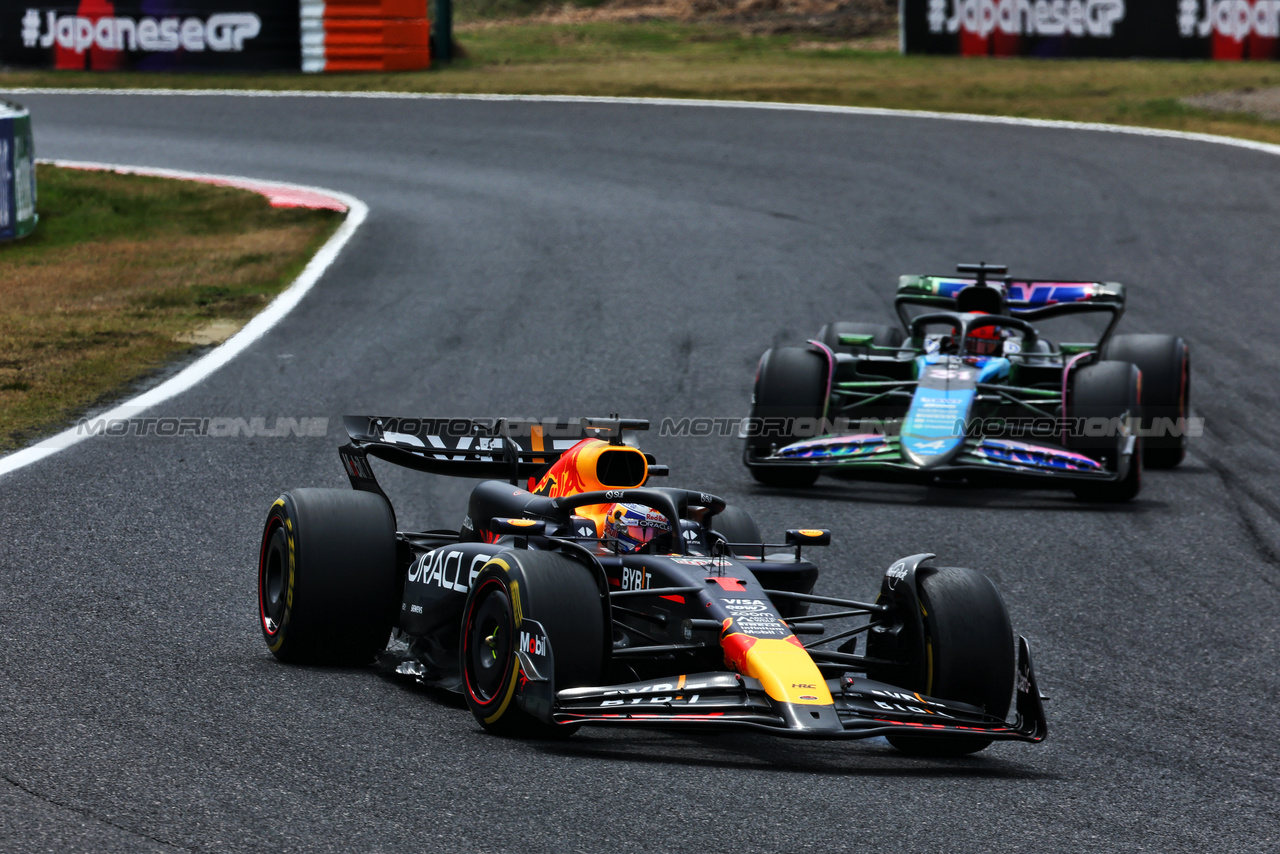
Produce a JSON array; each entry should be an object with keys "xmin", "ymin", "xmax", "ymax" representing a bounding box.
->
[{"xmin": 2, "ymin": 93, "xmax": 1279, "ymax": 853}]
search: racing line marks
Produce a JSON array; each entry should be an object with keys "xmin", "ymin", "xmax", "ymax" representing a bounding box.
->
[
  {"xmin": 3, "ymin": 89, "xmax": 1280, "ymax": 487},
  {"xmin": 1, "ymin": 772, "xmax": 193, "ymax": 852}
]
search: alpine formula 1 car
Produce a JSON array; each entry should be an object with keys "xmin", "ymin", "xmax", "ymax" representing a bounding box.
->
[
  {"xmin": 256, "ymin": 416, "xmax": 1046, "ymax": 754},
  {"xmin": 745, "ymin": 263, "xmax": 1191, "ymax": 502}
]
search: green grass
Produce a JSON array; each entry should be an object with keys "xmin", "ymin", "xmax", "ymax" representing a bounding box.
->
[{"xmin": 0, "ymin": 166, "xmax": 341, "ymax": 450}]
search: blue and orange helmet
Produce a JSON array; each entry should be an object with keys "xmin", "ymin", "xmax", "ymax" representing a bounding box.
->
[{"xmin": 603, "ymin": 503, "xmax": 671, "ymax": 554}]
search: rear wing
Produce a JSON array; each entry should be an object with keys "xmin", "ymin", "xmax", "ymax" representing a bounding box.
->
[
  {"xmin": 896, "ymin": 275, "xmax": 1124, "ymax": 317},
  {"xmin": 338, "ymin": 416, "xmax": 652, "ymax": 498},
  {"xmin": 893, "ymin": 274, "xmax": 1126, "ymax": 348}
]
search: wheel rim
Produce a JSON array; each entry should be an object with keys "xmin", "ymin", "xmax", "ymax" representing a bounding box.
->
[
  {"xmin": 259, "ymin": 519, "xmax": 288, "ymax": 636},
  {"xmin": 465, "ymin": 579, "xmax": 514, "ymax": 704}
]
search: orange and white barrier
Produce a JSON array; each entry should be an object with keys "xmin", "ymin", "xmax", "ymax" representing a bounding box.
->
[{"xmin": 300, "ymin": 0, "xmax": 430, "ymax": 73}]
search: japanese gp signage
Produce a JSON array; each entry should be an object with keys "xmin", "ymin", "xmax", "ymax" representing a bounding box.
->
[
  {"xmin": 0, "ymin": 102, "xmax": 37, "ymax": 242},
  {"xmin": 0, "ymin": 1, "xmax": 302, "ymax": 70},
  {"xmin": 902, "ymin": 0, "xmax": 1280, "ymax": 59}
]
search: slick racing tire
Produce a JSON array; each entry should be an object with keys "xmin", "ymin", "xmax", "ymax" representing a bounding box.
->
[
  {"xmin": 817, "ymin": 321, "xmax": 904, "ymax": 357},
  {"xmin": 461, "ymin": 550, "xmax": 606, "ymax": 738},
  {"xmin": 1067, "ymin": 360, "xmax": 1143, "ymax": 503},
  {"xmin": 257, "ymin": 488, "xmax": 399, "ymax": 665},
  {"xmin": 886, "ymin": 567, "xmax": 1015, "ymax": 757},
  {"xmin": 1104, "ymin": 334, "xmax": 1190, "ymax": 469},
  {"xmin": 712, "ymin": 505, "xmax": 814, "ymax": 619},
  {"xmin": 709, "ymin": 505, "xmax": 763, "ymax": 557},
  {"xmin": 746, "ymin": 347, "xmax": 827, "ymax": 488}
]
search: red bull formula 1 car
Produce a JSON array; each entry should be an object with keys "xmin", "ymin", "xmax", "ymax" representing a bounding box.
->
[
  {"xmin": 745, "ymin": 263, "xmax": 1191, "ymax": 502},
  {"xmin": 256, "ymin": 416, "xmax": 1046, "ymax": 754}
]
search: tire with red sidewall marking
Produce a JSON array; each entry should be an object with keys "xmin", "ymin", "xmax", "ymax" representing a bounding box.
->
[
  {"xmin": 257, "ymin": 488, "xmax": 398, "ymax": 665},
  {"xmin": 461, "ymin": 549, "xmax": 606, "ymax": 737}
]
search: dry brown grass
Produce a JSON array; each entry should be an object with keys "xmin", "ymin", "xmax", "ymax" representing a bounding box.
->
[{"xmin": 0, "ymin": 166, "xmax": 340, "ymax": 449}]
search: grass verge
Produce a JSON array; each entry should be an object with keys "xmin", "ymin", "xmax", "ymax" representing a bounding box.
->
[
  {"xmin": 0, "ymin": 165, "xmax": 342, "ymax": 451},
  {"xmin": 4, "ymin": 22, "xmax": 1280, "ymax": 143}
]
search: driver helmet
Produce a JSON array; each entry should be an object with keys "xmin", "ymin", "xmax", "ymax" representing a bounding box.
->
[
  {"xmin": 603, "ymin": 503, "xmax": 671, "ymax": 554},
  {"xmin": 964, "ymin": 312, "xmax": 1003, "ymax": 356}
]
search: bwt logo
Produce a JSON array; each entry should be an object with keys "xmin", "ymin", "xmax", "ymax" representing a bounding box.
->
[
  {"xmin": 927, "ymin": 0, "xmax": 1126, "ymax": 38},
  {"xmin": 1179, "ymin": 0, "xmax": 1280, "ymax": 39},
  {"xmin": 21, "ymin": 9, "xmax": 261, "ymax": 54}
]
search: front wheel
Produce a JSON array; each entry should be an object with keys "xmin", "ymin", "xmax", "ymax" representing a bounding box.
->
[
  {"xmin": 1067, "ymin": 360, "xmax": 1142, "ymax": 503},
  {"xmin": 746, "ymin": 346, "xmax": 828, "ymax": 488},
  {"xmin": 257, "ymin": 488, "xmax": 399, "ymax": 665},
  {"xmin": 1104, "ymin": 334, "xmax": 1190, "ymax": 469},
  {"xmin": 886, "ymin": 567, "xmax": 1014, "ymax": 757},
  {"xmin": 461, "ymin": 550, "xmax": 606, "ymax": 737}
]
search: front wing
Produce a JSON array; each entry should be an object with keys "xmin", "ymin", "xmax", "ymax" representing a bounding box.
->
[
  {"xmin": 747, "ymin": 433, "xmax": 1134, "ymax": 489},
  {"xmin": 554, "ymin": 637, "xmax": 1047, "ymax": 743}
]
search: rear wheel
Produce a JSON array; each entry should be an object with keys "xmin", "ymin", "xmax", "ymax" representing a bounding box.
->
[
  {"xmin": 257, "ymin": 489, "xmax": 398, "ymax": 665},
  {"xmin": 713, "ymin": 505, "xmax": 815, "ymax": 619},
  {"xmin": 887, "ymin": 567, "xmax": 1014, "ymax": 757},
  {"xmin": 818, "ymin": 321, "xmax": 903, "ymax": 356},
  {"xmin": 461, "ymin": 550, "xmax": 606, "ymax": 737},
  {"xmin": 1104, "ymin": 334, "xmax": 1190, "ymax": 469},
  {"xmin": 1067, "ymin": 360, "xmax": 1142, "ymax": 503},
  {"xmin": 746, "ymin": 347, "xmax": 828, "ymax": 488}
]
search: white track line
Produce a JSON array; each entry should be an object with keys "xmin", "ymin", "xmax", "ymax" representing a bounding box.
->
[
  {"xmin": 7, "ymin": 86, "xmax": 1280, "ymax": 157},
  {"xmin": 0, "ymin": 161, "xmax": 367, "ymax": 478},
  {"xmin": 1, "ymin": 89, "xmax": 1276, "ymax": 478}
]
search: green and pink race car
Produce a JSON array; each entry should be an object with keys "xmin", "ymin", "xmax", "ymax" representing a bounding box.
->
[{"xmin": 745, "ymin": 263, "xmax": 1191, "ymax": 502}]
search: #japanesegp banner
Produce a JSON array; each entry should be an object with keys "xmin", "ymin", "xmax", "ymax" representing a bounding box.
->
[
  {"xmin": 0, "ymin": 1, "xmax": 302, "ymax": 70},
  {"xmin": 902, "ymin": 0, "xmax": 1280, "ymax": 59}
]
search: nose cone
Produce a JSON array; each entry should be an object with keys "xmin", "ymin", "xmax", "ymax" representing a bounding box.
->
[
  {"xmin": 902, "ymin": 357, "xmax": 978, "ymax": 467},
  {"xmin": 901, "ymin": 387, "xmax": 970, "ymax": 467},
  {"xmin": 777, "ymin": 702, "xmax": 845, "ymax": 734}
]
